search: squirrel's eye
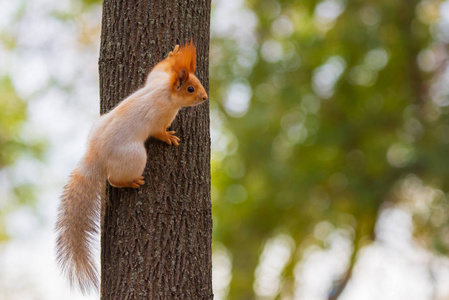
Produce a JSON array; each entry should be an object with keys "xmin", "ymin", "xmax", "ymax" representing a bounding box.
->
[{"xmin": 187, "ymin": 86, "xmax": 195, "ymax": 93}]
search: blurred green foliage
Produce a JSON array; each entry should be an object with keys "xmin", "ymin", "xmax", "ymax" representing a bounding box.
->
[
  {"xmin": 0, "ymin": 76, "xmax": 42, "ymax": 167},
  {"xmin": 210, "ymin": 0, "xmax": 449, "ymax": 298},
  {"xmin": 0, "ymin": 75, "xmax": 45, "ymax": 241}
]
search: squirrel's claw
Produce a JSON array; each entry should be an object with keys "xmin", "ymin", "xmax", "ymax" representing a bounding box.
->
[
  {"xmin": 108, "ymin": 176, "xmax": 145, "ymax": 189},
  {"xmin": 129, "ymin": 177, "xmax": 145, "ymax": 188},
  {"xmin": 166, "ymin": 131, "xmax": 180, "ymax": 146},
  {"xmin": 134, "ymin": 176, "xmax": 145, "ymax": 186}
]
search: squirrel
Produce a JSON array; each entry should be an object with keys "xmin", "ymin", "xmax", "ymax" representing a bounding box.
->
[{"xmin": 55, "ymin": 40, "xmax": 208, "ymax": 294}]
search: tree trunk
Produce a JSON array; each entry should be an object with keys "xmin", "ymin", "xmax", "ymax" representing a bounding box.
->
[{"xmin": 98, "ymin": 1, "xmax": 212, "ymax": 299}]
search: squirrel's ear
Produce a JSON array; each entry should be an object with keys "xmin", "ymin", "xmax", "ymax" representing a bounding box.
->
[{"xmin": 176, "ymin": 69, "xmax": 189, "ymax": 89}]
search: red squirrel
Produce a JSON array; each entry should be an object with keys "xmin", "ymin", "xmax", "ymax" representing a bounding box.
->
[{"xmin": 55, "ymin": 40, "xmax": 208, "ymax": 293}]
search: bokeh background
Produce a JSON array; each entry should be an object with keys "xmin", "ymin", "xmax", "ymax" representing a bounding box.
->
[{"xmin": 1, "ymin": 0, "xmax": 449, "ymax": 299}]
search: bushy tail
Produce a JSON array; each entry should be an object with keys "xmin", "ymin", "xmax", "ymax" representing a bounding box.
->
[{"xmin": 55, "ymin": 159, "xmax": 105, "ymax": 294}]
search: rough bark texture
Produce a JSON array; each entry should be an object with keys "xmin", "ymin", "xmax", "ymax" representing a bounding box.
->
[{"xmin": 98, "ymin": 1, "xmax": 212, "ymax": 299}]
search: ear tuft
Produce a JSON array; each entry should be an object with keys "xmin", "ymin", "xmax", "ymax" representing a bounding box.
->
[{"xmin": 170, "ymin": 39, "xmax": 197, "ymax": 88}]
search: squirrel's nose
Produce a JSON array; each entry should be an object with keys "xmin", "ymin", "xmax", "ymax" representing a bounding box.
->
[{"xmin": 203, "ymin": 95, "xmax": 208, "ymax": 101}]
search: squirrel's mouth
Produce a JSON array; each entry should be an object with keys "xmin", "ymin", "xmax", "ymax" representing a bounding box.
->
[
  {"xmin": 192, "ymin": 96, "xmax": 208, "ymax": 106},
  {"xmin": 192, "ymin": 99, "xmax": 206, "ymax": 106}
]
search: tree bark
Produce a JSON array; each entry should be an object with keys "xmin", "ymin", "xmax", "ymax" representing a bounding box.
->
[{"xmin": 98, "ymin": 1, "xmax": 212, "ymax": 299}]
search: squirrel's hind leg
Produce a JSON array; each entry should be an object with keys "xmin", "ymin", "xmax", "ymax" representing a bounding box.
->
[
  {"xmin": 108, "ymin": 176, "xmax": 144, "ymax": 189},
  {"xmin": 106, "ymin": 143, "xmax": 146, "ymax": 189}
]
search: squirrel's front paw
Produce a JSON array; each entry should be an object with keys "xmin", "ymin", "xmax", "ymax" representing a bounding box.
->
[
  {"xmin": 165, "ymin": 131, "xmax": 180, "ymax": 146},
  {"xmin": 154, "ymin": 130, "xmax": 180, "ymax": 146}
]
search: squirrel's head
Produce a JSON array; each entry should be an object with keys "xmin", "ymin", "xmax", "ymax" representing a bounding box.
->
[{"xmin": 170, "ymin": 40, "xmax": 208, "ymax": 107}]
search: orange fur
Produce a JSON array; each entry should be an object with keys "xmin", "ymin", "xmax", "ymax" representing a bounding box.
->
[
  {"xmin": 169, "ymin": 40, "xmax": 197, "ymax": 87},
  {"xmin": 56, "ymin": 166, "xmax": 104, "ymax": 294},
  {"xmin": 55, "ymin": 40, "xmax": 208, "ymax": 294}
]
